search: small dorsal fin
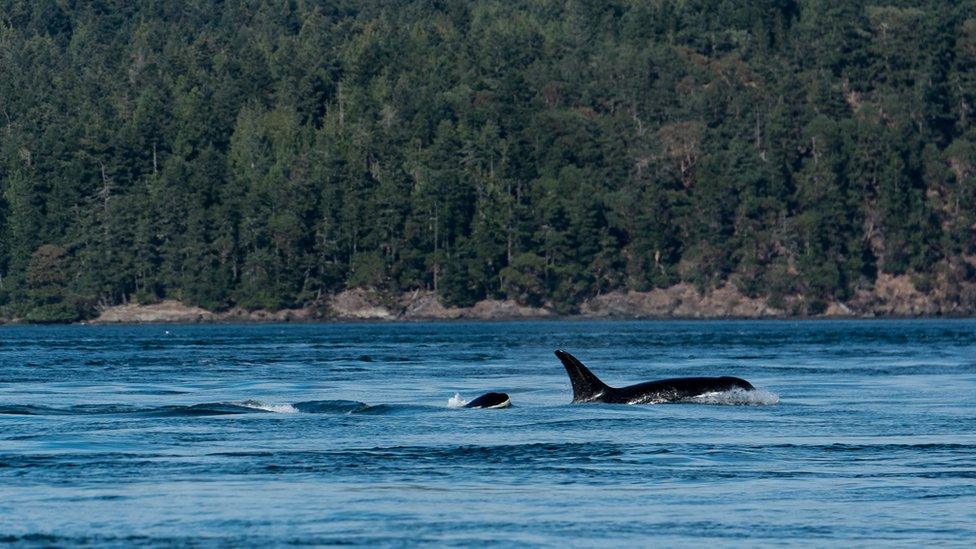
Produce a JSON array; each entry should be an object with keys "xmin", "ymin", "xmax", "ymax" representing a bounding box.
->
[{"xmin": 555, "ymin": 350, "xmax": 610, "ymax": 402}]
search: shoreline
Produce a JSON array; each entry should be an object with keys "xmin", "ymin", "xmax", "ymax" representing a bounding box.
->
[
  {"xmin": 7, "ymin": 314, "xmax": 976, "ymax": 327},
  {"xmin": 3, "ymin": 273, "xmax": 974, "ymax": 325},
  {"xmin": 83, "ymin": 313, "xmax": 976, "ymax": 325}
]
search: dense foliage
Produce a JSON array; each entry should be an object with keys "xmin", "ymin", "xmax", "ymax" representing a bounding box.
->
[{"xmin": 2, "ymin": 0, "xmax": 976, "ymax": 321}]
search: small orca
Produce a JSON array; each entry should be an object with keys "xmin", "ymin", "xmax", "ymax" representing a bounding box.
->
[
  {"xmin": 555, "ymin": 350, "xmax": 754, "ymax": 404},
  {"xmin": 464, "ymin": 392, "xmax": 511, "ymax": 409}
]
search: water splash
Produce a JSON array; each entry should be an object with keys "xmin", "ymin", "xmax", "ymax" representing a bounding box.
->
[
  {"xmin": 447, "ymin": 393, "xmax": 468, "ymax": 408},
  {"xmin": 236, "ymin": 400, "xmax": 298, "ymax": 413},
  {"xmin": 684, "ymin": 388, "xmax": 780, "ymax": 406}
]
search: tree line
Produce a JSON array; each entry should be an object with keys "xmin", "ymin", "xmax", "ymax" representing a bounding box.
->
[{"xmin": 2, "ymin": 0, "xmax": 975, "ymax": 321}]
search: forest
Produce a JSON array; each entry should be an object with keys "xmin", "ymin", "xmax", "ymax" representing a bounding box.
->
[{"xmin": 2, "ymin": 0, "xmax": 976, "ymax": 321}]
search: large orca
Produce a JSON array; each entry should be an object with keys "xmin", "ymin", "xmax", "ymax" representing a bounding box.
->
[
  {"xmin": 555, "ymin": 350, "xmax": 754, "ymax": 404},
  {"xmin": 464, "ymin": 392, "xmax": 511, "ymax": 408}
]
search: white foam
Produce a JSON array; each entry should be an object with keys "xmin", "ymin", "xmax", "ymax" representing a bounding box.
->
[
  {"xmin": 447, "ymin": 393, "xmax": 468, "ymax": 408},
  {"xmin": 237, "ymin": 399, "xmax": 298, "ymax": 413},
  {"xmin": 685, "ymin": 388, "xmax": 780, "ymax": 406}
]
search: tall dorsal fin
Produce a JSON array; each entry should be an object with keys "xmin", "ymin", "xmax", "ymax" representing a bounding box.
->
[{"xmin": 555, "ymin": 350, "xmax": 610, "ymax": 402}]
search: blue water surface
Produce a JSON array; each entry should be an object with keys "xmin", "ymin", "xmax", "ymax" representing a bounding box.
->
[{"xmin": 1, "ymin": 320, "xmax": 975, "ymax": 546}]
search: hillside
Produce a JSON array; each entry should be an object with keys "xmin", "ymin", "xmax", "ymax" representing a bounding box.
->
[{"xmin": 2, "ymin": 0, "xmax": 976, "ymax": 322}]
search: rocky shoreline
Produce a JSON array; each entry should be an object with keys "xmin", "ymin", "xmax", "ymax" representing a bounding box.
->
[
  {"xmin": 86, "ymin": 289, "xmax": 559, "ymax": 324},
  {"xmin": 61, "ymin": 273, "xmax": 975, "ymax": 324}
]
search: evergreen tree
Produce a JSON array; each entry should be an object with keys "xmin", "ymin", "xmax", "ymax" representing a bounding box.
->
[{"xmin": 1, "ymin": 0, "xmax": 975, "ymax": 320}]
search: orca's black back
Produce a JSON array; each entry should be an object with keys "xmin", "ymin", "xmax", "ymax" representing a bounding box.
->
[
  {"xmin": 611, "ymin": 376, "xmax": 754, "ymax": 403},
  {"xmin": 464, "ymin": 392, "xmax": 510, "ymax": 408}
]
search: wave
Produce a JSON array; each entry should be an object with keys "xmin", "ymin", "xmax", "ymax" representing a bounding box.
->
[
  {"xmin": 149, "ymin": 402, "xmax": 276, "ymax": 416},
  {"xmin": 201, "ymin": 442, "xmax": 632, "ymax": 467},
  {"xmin": 346, "ymin": 403, "xmax": 428, "ymax": 415},
  {"xmin": 138, "ymin": 400, "xmax": 301, "ymax": 416},
  {"xmin": 0, "ymin": 399, "xmax": 429, "ymax": 417},
  {"xmin": 0, "ymin": 404, "xmax": 56, "ymax": 416},
  {"xmin": 0, "ymin": 404, "xmax": 154, "ymax": 416},
  {"xmin": 292, "ymin": 400, "xmax": 371, "ymax": 414},
  {"xmin": 2, "ymin": 401, "xmax": 333, "ymax": 417}
]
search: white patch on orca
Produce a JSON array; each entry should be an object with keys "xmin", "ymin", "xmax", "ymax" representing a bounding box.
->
[
  {"xmin": 685, "ymin": 388, "xmax": 780, "ymax": 406},
  {"xmin": 447, "ymin": 393, "xmax": 468, "ymax": 408}
]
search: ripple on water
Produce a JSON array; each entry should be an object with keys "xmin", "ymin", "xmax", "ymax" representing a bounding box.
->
[{"xmin": 1, "ymin": 320, "xmax": 975, "ymax": 544}]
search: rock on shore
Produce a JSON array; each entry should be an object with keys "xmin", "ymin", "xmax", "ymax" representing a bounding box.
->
[
  {"xmin": 93, "ymin": 300, "xmax": 217, "ymax": 323},
  {"xmin": 581, "ymin": 285, "xmax": 783, "ymax": 318}
]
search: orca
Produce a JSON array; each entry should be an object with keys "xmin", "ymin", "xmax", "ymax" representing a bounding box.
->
[
  {"xmin": 464, "ymin": 392, "xmax": 511, "ymax": 409},
  {"xmin": 555, "ymin": 350, "xmax": 754, "ymax": 404}
]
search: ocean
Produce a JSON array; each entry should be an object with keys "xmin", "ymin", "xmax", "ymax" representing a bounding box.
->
[{"xmin": 1, "ymin": 320, "xmax": 975, "ymax": 546}]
